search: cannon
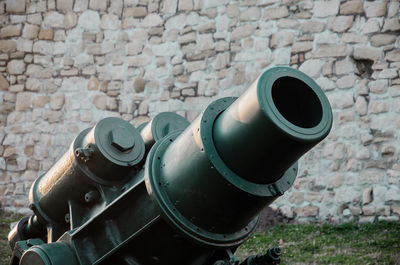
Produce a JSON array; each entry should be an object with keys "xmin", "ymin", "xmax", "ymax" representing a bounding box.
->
[{"xmin": 8, "ymin": 67, "xmax": 332, "ymax": 265}]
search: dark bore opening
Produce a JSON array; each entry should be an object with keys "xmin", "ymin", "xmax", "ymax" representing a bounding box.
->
[{"xmin": 271, "ymin": 76, "xmax": 323, "ymax": 129}]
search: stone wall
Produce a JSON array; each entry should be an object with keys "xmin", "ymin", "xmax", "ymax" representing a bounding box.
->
[{"xmin": 0, "ymin": 0, "xmax": 399, "ymax": 223}]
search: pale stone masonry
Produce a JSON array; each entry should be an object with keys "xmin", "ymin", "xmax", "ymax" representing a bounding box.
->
[{"xmin": 0, "ymin": 0, "xmax": 399, "ymax": 223}]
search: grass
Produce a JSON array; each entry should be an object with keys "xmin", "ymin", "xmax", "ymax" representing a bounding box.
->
[
  {"xmin": 0, "ymin": 211, "xmax": 399, "ymax": 264},
  {"xmin": 0, "ymin": 211, "xmax": 24, "ymax": 265},
  {"xmin": 236, "ymin": 221, "xmax": 400, "ymax": 264}
]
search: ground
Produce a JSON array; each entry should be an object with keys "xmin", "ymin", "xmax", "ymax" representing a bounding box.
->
[{"xmin": 1, "ymin": 211, "xmax": 399, "ymax": 264}]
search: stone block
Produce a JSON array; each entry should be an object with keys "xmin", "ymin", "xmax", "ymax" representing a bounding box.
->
[
  {"xmin": 353, "ymin": 47, "xmax": 382, "ymax": 61},
  {"xmin": 64, "ymin": 11, "xmax": 77, "ymax": 29},
  {"xmin": 22, "ymin": 24, "xmax": 40, "ymax": 39},
  {"xmin": 16, "ymin": 92, "xmax": 31, "ymax": 111},
  {"xmin": 340, "ymin": 0, "xmax": 363, "ymax": 15},
  {"xmin": 140, "ymin": 13, "xmax": 163, "ymax": 28},
  {"xmin": 382, "ymin": 18, "xmax": 400, "ymax": 33},
  {"xmin": 100, "ymin": 13, "xmax": 120, "ymax": 30},
  {"xmin": 0, "ymin": 75, "xmax": 9, "ymax": 90},
  {"xmin": 385, "ymin": 50, "xmax": 400, "ymax": 62},
  {"xmin": 93, "ymin": 94, "xmax": 107, "ymax": 110},
  {"xmin": 44, "ymin": 11, "xmax": 65, "ymax": 28},
  {"xmin": 294, "ymin": 206, "xmax": 319, "ymax": 217},
  {"xmin": 57, "ymin": 0, "xmax": 73, "ymax": 11},
  {"xmin": 0, "ymin": 40, "xmax": 16, "ymax": 53},
  {"xmin": 355, "ymin": 96, "xmax": 367, "ymax": 116},
  {"xmin": 0, "ymin": 24, "xmax": 22, "ymax": 38},
  {"xmin": 371, "ymin": 34, "xmax": 396, "ymax": 47},
  {"xmin": 50, "ymin": 93, "xmax": 65, "ymax": 110},
  {"xmin": 329, "ymin": 15, "xmax": 353, "ymax": 32},
  {"xmin": 16, "ymin": 39, "xmax": 33, "ymax": 53},
  {"xmin": 74, "ymin": 0, "xmax": 88, "ymax": 12},
  {"xmin": 186, "ymin": 60, "xmax": 206, "ymax": 73},
  {"xmin": 230, "ymin": 24, "xmax": 254, "ymax": 41},
  {"xmin": 26, "ymin": 64, "xmax": 52, "ymax": 78},
  {"xmin": 291, "ymin": 41, "xmax": 312, "ymax": 54},
  {"xmin": 364, "ymin": 1, "xmax": 386, "ymax": 17},
  {"xmin": 289, "ymin": 192, "xmax": 304, "ymax": 204},
  {"xmin": 263, "ymin": 6, "xmax": 289, "ymax": 20},
  {"xmin": 89, "ymin": 0, "xmax": 107, "ymax": 11},
  {"xmin": 6, "ymin": 0, "xmax": 26, "ymax": 13},
  {"xmin": 38, "ymin": 28, "xmax": 54, "ymax": 40},
  {"xmin": 32, "ymin": 95, "xmax": 49, "ymax": 108},
  {"xmin": 299, "ymin": 59, "xmax": 324, "ymax": 78},
  {"xmin": 358, "ymin": 170, "xmax": 384, "ymax": 184},
  {"xmin": 300, "ymin": 20, "xmax": 325, "ymax": 33},
  {"xmin": 313, "ymin": 45, "xmax": 346, "ymax": 58},
  {"xmin": 240, "ymin": 7, "xmax": 260, "ymax": 21},
  {"xmin": 161, "ymin": 0, "xmax": 177, "ymax": 15},
  {"xmin": 6, "ymin": 60, "xmax": 25, "ymax": 75},
  {"xmin": 178, "ymin": 0, "xmax": 193, "ymax": 11},
  {"xmin": 78, "ymin": 10, "xmax": 100, "ymax": 31},
  {"xmin": 362, "ymin": 187, "xmax": 373, "ymax": 205},
  {"xmin": 270, "ymin": 31, "xmax": 293, "ymax": 48},
  {"xmin": 312, "ymin": 0, "xmax": 339, "ymax": 18}
]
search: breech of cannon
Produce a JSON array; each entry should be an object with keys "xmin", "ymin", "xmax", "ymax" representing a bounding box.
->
[{"xmin": 8, "ymin": 67, "xmax": 332, "ymax": 265}]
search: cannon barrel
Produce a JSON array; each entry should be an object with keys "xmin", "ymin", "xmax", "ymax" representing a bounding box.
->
[{"xmin": 8, "ymin": 67, "xmax": 332, "ymax": 265}]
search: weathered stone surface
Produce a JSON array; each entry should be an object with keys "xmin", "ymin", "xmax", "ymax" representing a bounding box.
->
[
  {"xmin": 340, "ymin": 0, "xmax": 363, "ymax": 15},
  {"xmin": 33, "ymin": 41, "xmax": 54, "ymax": 55},
  {"xmin": 355, "ymin": 96, "xmax": 368, "ymax": 116},
  {"xmin": 16, "ymin": 39, "xmax": 33, "ymax": 52},
  {"xmin": 314, "ymin": 45, "xmax": 346, "ymax": 58},
  {"xmin": 299, "ymin": 59, "xmax": 324, "ymax": 77},
  {"xmin": 300, "ymin": 20, "xmax": 325, "ymax": 33},
  {"xmin": 353, "ymin": 47, "xmax": 382, "ymax": 61},
  {"xmin": 50, "ymin": 93, "xmax": 65, "ymax": 110},
  {"xmin": 294, "ymin": 206, "xmax": 319, "ymax": 217},
  {"xmin": 133, "ymin": 78, "xmax": 146, "ymax": 93},
  {"xmin": 364, "ymin": 1, "xmax": 386, "ymax": 17},
  {"xmin": 6, "ymin": 60, "xmax": 25, "ymax": 75},
  {"xmin": 230, "ymin": 25, "xmax": 254, "ymax": 41},
  {"xmin": 64, "ymin": 11, "xmax": 77, "ymax": 29},
  {"xmin": 263, "ymin": 6, "xmax": 289, "ymax": 20},
  {"xmin": 6, "ymin": 0, "xmax": 26, "ymax": 13},
  {"xmin": 312, "ymin": 0, "xmax": 339, "ymax": 18},
  {"xmin": 291, "ymin": 41, "xmax": 313, "ymax": 54},
  {"xmin": 178, "ymin": 0, "xmax": 193, "ymax": 11},
  {"xmin": 89, "ymin": 0, "xmax": 107, "ymax": 11},
  {"xmin": 0, "ymin": 40, "xmax": 16, "ymax": 53},
  {"xmin": 382, "ymin": 18, "xmax": 400, "ymax": 33},
  {"xmin": 0, "ymin": 75, "xmax": 9, "ymax": 90},
  {"xmin": 371, "ymin": 34, "xmax": 396, "ymax": 47},
  {"xmin": 240, "ymin": 7, "xmax": 260, "ymax": 21},
  {"xmin": 186, "ymin": 60, "xmax": 206, "ymax": 73},
  {"xmin": 140, "ymin": 13, "xmax": 163, "ymax": 28},
  {"xmin": 22, "ymin": 24, "xmax": 40, "ymax": 39},
  {"xmin": 93, "ymin": 94, "xmax": 107, "ymax": 110},
  {"xmin": 15, "ymin": 92, "xmax": 31, "ymax": 111},
  {"xmin": 385, "ymin": 50, "xmax": 400, "ymax": 62},
  {"xmin": 0, "ymin": 24, "xmax": 22, "ymax": 38},
  {"xmin": 329, "ymin": 16, "xmax": 353, "ymax": 32},
  {"xmin": 38, "ymin": 29, "xmax": 54, "ymax": 40},
  {"xmin": 101, "ymin": 13, "xmax": 120, "ymax": 30},
  {"xmin": 57, "ymin": 0, "xmax": 73, "ymax": 11},
  {"xmin": 74, "ymin": 0, "xmax": 88, "ymax": 12},
  {"xmin": 44, "ymin": 11, "xmax": 65, "ymax": 28},
  {"xmin": 270, "ymin": 31, "xmax": 293, "ymax": 48},
  {"xmin": 78, "ymin": 10, "xmax": 100, "ymax": 31}
]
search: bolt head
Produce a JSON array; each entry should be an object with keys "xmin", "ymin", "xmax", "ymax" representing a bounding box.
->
[{"xmin": 110, "ymin": 127, "xmax": 135, "ymax": 152}]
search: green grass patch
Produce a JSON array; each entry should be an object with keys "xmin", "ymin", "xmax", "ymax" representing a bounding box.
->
[
  {"xmin": 0, "ymin": 211, "xmax": 24, "ymax": 265},
  {"xmin": 0, "ymin": 211, "xmax": 399, "ymax": 265},
  {"xmin": 236, "ymin": 222, "xmax": 400, "ymax": 264}
]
